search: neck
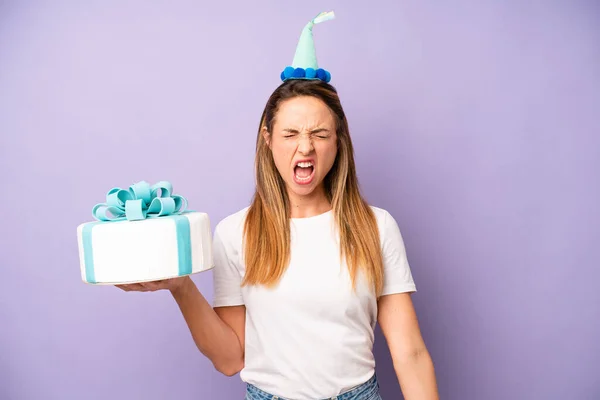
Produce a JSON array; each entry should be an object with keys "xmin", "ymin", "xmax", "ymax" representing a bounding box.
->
[{"xmin": 287, "ymin": 185, "xmax": 331, "ymax": 218}]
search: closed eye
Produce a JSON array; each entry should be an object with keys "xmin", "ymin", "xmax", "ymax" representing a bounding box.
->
[
  {"xmin": 282, "ymin": 129, "xmax": 298, "ymax": 138},
  {"xmin": 311, "ymin": 129, "xmax": 331, "ymax": 139},
  {"xmin": 281, "ymin": 128, "xmax": 331, "ymax": 139}
]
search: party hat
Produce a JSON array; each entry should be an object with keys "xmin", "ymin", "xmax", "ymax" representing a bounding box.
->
[{"xmin": 280, "ymin": 11, "xmax": 335, "ymax": 83}]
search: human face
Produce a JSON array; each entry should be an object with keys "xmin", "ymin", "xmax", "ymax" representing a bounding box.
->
[{"xmin": 265, "ymin": 96, "xmax": 338, "ymax": 202}]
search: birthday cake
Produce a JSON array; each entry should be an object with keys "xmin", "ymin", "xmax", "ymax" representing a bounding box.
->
[{"xmin": 76, "ymin": 181, "xmax": 213, "ymax": 285}]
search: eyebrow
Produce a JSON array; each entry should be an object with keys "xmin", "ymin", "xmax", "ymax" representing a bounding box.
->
[{"xmin": 282, "ymin": 128, "xmax": 330, "ymax": 134}]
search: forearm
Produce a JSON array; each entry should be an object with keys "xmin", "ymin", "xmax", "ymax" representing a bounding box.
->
[
  {"xmin": 394, "ymin": 349, "xmax": 439, "ymax": 400},
  {"xmin": 170, "ymin": 277, "xmax": 243, "ymax": 375}
]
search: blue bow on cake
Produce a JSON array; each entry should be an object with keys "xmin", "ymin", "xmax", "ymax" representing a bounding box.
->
[{"xmin": 92, "ymin": 181, "xmax": 188, "ymax": 221}]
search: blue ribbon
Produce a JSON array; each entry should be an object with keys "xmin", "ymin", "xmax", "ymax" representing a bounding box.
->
[{"xmin": 91, "ymin": 181, "xmax": 187, "ymax": 221}]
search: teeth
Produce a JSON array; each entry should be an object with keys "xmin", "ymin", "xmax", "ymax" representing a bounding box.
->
[{"xmin": 296, "ymin": 161, "xmax": 313, "ymax": 168}]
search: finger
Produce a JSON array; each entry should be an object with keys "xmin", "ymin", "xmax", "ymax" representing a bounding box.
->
[
  {"xmin": 115, "ymin": 284, "xmax": 133, "ymax": 291},
  {"xmin": 133, "ymin": 283, "xmax": 151, "ymax": 291},
  {"xmin": 142, "ymin": 281, "xmax": 166, "ymax": 291},
  {"xmin": 117, "ymin": 283, "xmax": 147, "ymax": 292},
  {"xmin": 136, "ymin": 281, "xmax": 158, "ymax": 291},
  {"xmin": 137, "ymin": 282, "xmax": 154, "ymax": 291}
]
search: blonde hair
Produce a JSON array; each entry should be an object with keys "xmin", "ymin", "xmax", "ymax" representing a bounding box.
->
[{"xmin": 242, "ymin": 79, "xmax": 384, "ymax": 296}]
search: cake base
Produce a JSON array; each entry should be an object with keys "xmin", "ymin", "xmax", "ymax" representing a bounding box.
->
[{"xmin": 80, "ymin": 270, "xmax": 205, "ymax": 286}]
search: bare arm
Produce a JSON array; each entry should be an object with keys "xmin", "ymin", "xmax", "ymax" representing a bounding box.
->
[
  {"xmin": 378, "ymin": 293, "xmax": 439, "ymax": 400},
  {"xmin": 125, "ymin": 276, "xmax": 245, "ymax": 376},
  {"xmin": 169, "ymin": 277, "xmax": 245, "ymax": 376}
]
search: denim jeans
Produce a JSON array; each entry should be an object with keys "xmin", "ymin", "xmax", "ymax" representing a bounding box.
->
[{"xmin": 244, "ymin": 373, "xmax": 383, "ymax": 400}]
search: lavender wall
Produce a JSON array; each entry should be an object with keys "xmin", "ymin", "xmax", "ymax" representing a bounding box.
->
[{"xmin": 1, "ymin": 1, "xmax": 598, "ymax": 399}]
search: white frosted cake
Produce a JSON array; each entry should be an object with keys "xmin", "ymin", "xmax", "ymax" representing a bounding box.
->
[{"xmin": 76, "ymin": 181, "xmax": 213, "ymax": 285}]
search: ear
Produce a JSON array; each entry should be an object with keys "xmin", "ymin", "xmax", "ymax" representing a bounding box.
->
[{"xmin": 261, "ymin": 126, "xmax": 271, "ymax": 148}]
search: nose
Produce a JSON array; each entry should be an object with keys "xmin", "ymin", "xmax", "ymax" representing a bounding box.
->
[{"xmin": 297, "ymin": 134, "xmax": 314, "ymax": 155}]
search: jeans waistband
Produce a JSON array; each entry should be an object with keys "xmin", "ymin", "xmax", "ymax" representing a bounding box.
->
[{"xmin": 245, "ymin": 373, "xmax": 379, "ymax": 400}]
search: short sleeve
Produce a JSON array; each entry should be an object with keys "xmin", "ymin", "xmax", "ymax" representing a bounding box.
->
[
  {"xmin": 380, "ymin": 210, "xmax": 417, "ymax": 296},
  {"xmin": 211, "ymin": 223, "xmax": 245, "ymax": 307}
]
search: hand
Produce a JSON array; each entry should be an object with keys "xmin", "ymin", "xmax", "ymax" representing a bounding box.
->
[{"xmin": 116, "ymin": 276, "xmax": 190, "ymax": 294}]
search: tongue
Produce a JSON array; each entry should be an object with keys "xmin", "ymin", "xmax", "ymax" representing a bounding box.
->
[{"xmin": 295, "ymin": 166, "xmax": 312, "ymax": 178}]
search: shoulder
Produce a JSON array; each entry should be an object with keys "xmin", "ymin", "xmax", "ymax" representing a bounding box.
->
[
  {"xmin": 215, "ymin": 206, "xmax": 250, "ymax": 235},
  {"xmin": 368, "ymin": 205, "xmax": 391, "ymax": 221},
  {"xmin": 214, "ymin": 206, "xmax": 250, "ymax": 239},
  {"xmin": 368, "ymin": 205, "xmax": 395, "ymax": 229},
  {"xmin": 368, "ymin": 205, "xmax": 405, "ymax": 242}
]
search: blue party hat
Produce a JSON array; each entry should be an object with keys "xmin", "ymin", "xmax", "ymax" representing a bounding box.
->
[{"xmin": 280, "ymin": 11, "xmax": 335, "ymax": 83}]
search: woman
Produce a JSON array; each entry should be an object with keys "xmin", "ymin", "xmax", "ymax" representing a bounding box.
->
[{"xmin": 118, "ymin": 12, "xmax": 439, "ymax": 400}]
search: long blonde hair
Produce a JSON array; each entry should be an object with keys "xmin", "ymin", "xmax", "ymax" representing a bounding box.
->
[{"xmin": 242, "ymin": 79, "xmax": 384, "ymax": 295}]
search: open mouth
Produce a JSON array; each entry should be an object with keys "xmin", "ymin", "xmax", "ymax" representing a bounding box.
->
[{"xmin": 293, "ymin": 161, "xmax": 315, "ymax": 184}]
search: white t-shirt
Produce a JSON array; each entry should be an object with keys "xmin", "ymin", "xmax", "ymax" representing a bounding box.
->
[{"xmin": 212, "ymin": 205, "xmax": 416, "ymax": 399}]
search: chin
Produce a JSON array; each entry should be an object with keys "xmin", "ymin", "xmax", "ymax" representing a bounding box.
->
[
  {"xmin": 290, "ymin": 186, "xmax": 316, "ymax": 197},
  {"xmin": 286, "ymin": 179, "xmax": 321, "ymax": 198}
]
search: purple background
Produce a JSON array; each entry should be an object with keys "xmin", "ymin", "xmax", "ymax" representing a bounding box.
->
[{"xmin": 1, "ymin": 1, "xmax": 599, "ymax": 399}]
